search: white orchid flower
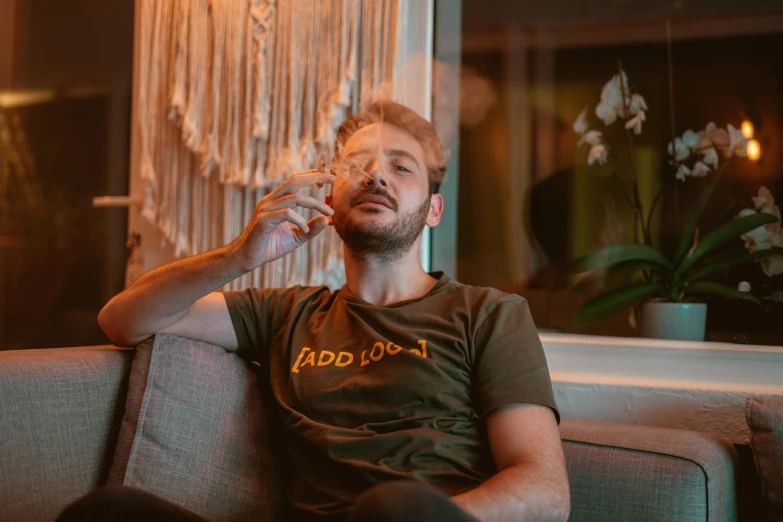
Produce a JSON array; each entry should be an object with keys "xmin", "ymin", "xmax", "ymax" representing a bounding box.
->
[
  {"xmin": 668, "ymin": 137, "xmax": 690, "ymax": 162},
  {"xmin": 692, "ymin": 161, "xmax": 710, "ymax": 178},
  {"xmin": 711, "ymin": 128, "xmax": 731, "ymax": 153},
  {"xmin": 578, "ymin": 130, "xmax": 603, "ymax": 147},
  {"xmin": 600, "ymin": 72, "xmax": 629, "ymax": 105},
  {"xmin": 587, "ymin": 144, "xmax": 609, "ymax": 166},
  {"xmin": 760, "ymin": 231, "xmax": 783, "ymax": 276},
  {"xmin": 740, "ymin": 204, "xmax": 781, "ymax": 250},
  {"xmin": 701, "ymin": 147, "xmax": 719, "ymax": 169},
  {"xmin": 682, "ymin": 129, "xmax": 700, "ymax": 149},
  {"xmin": 761, "ymin": 253, "xmax": 783, "ymax": 277},
  {"xmin": 699, "ymin": 122, "xmax": 716, "ymax": 147},
  {"xmin": 697, "ymin": 129, "xmax": 710, "ymax": 149},
  {"xmin": 759, "ymin": 205, "xmax": 780, "ymax": 234},
  {"xmin": 746, "ymin": 219, "xmax": 783, "ymax": 276},
  {"xmin": 573, "ymin": 107, "xmax": 589, "ymax": 135},
  {"xmin": 625, "ymin": 110, "xmax": 646, "ymax": 135},
  {"xmin": 770, "ymin": 206, "xmax": 783, "ymax": 235},
  {"xmin": 629, "ymin": 94, "xmax": 648, "ymax": 115},
  {"xmin": 699, "ymin": 122, "xmax": 730, "ymax": 154},
  {"xmin": 761, "ymin": 204, "xmax": 783, "ymax": 237},
  {"xmin": 724, "ymin": 124, "xmax": 748, "ymax": 157},
  {"xmin": 675, "ymin": 163, "xmax": 691, "ymax": 181},
  {"xmin": 752, "ymin": 186, "xmax": 776, "ymax": 210},
  {"xmin": 595, "ymin": 101, "xmax": 618, "ymax": 126},
  {"xmin": 739, "ymin": 208, "xmax": 774, "ymax": 251},
  {"xmin": 596, "ymin": 72, "xmax": 631, "ymax": 125}
]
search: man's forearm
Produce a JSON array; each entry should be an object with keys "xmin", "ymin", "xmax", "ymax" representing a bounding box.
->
[
  {"xmin": 98, "ymin": 242, "xmax": 247, "ymax": 346},
  {"xmin": 451, "ymin": 462, "xmax": 570, "ymax": 522}
]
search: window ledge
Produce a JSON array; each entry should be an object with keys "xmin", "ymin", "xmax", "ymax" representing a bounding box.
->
[{"xmin": 541, "ymin": 333, "xmax": 783, "ymax": 443}]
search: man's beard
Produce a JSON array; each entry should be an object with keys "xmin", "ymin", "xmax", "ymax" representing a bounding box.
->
[{"xmin": 333, "ymin": 188, "xmax": 431, "ymax": 261}]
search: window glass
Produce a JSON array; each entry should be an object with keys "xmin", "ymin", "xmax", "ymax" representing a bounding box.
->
[
  {"xmin": 458, "ymin": 1, "xmax": 783, "ymax": 345},
  {"xmin": 1, "ymin": 1, "xmax": 133, "ymax": 349}
]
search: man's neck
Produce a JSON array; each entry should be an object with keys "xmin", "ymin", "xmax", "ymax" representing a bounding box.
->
[{"xmin": 342, "ymin": 242, "xmax": 438, "ymax": 306}]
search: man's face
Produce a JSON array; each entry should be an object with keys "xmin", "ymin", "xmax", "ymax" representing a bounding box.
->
[{"xmin": 329, "ymin": 122, "xmax": 443, "ymax": 260}]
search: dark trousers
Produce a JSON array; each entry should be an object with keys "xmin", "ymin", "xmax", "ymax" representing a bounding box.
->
[{"xmin": 56, "ymin": 481, "xmax": 479, "ymax": 522}]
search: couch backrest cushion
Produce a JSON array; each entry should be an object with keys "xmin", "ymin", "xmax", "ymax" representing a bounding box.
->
[
  {"xmin": 107, "ymin": 334, "xmax": 283, "ymax": 522},
  {"xmin": 561, "ymin": 418, "xmax": 738, "ymax": 522},
  {"xmin": 0, "ymin": 346, "xmax": 131, "ymax": 522},
  {"xmin": 746, "ymin": 396, "xmax": 783, "ymax": 520}
]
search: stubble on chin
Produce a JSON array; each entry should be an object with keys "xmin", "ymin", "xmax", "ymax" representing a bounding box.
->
[{"xmin": 333, "ymin": 197, "xmax": 430, "ymax": 261}]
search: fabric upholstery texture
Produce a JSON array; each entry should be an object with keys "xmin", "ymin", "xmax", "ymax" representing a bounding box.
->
[
  {"xmin": 560, "ymin": 418, "xmax": 738, "ymax": 522},
  {"xmin": 746, "ymin": 396, "xmax": 783, "ymax": 520},
  {"xmin": 0, "ymin": 346, "xmax": 132, "ymax": 522},
  {"xmin": 1, "ymin": 339, "xmax": 748, "ymax": 522},
  {"xmin": 107, "ymin": 334, "xmax": 282, "ymax": 522}
]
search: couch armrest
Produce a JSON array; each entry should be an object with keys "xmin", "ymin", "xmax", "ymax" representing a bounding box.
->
[
  {"xmin": 0, "ymin": 346, "xmax": 133, "ymax": 522},
  {"xmin": 561, "ymin": 418, "xmax": 738, "ymax": 522}
]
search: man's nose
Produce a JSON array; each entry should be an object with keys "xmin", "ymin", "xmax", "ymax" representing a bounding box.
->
[{"xmin": 364, "ymin": 161, "xmax": 388, "ymax": 188}]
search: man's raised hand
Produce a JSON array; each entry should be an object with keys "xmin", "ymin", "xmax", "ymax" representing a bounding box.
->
[{"xmin": 230, "ymin": 169, "xmax": 336, "ymax": 272}]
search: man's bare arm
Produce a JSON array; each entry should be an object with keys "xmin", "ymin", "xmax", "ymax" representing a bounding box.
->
[
  {"xmin": 98, "ymin": 247, "xmax": 246, "ymax": 349},
  {"xmin": 451, "ymin": 405, "xmax": 570, "ymax": 522},
  {"xmin": 98, "ymin": 170, "xmax": 335, "ymax": 349}
]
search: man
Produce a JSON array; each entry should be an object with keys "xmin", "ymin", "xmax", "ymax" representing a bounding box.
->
[{"xmin": 60, "ymin": 100, "xmax": 570, "ymax": 522}]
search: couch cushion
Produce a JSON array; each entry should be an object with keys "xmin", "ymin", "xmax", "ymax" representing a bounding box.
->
[
  {"xmin": 746, "ymin": 396, "xmax": 783, "ymax": 520},
  {"xmin": 0, "ymin": 346, "xmax": 131, "ymax": 522},
  {"xmin": 108, "ymin": 334, "xmax": 282, "ymax": 522},
  {"xmin": 561, "ymin": 418, "xmax": 738, "ymax": 522}
]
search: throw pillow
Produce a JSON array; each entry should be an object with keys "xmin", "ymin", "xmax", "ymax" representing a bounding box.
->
[
  {"xmin": 746, "ymin": 396, "xmax": 783, "ymax": 520},
  {"xmin": 108, "ymin": 334, "xmax": 282, "ymax": 522}
]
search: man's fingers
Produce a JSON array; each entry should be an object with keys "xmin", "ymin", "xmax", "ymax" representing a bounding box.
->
[
  {"xmin": 293, "ymin": 216, "xmax": 330, "ymax": 243},
  {"xmin": 273, "ymin": 171, "xmax": 337, "ymax": 196},
  {"xmin": 266, "ymin": 193, "xmax": 334, "ymax": 216},
  {"xmin": 263, "ymin": 208, "xmax": 310, "ymax": 234}
]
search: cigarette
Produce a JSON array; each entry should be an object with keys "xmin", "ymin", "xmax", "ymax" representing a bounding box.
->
[{"xmin": 317, "ymin": 154, "xmax": 326, "ymax": 188}]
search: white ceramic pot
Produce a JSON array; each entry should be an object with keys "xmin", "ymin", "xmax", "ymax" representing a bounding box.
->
[{"xmin": 639, "ymin": 302, "xmax": 707, "ymax": 342}]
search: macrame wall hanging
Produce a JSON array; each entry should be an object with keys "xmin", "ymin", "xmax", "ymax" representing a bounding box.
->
[{"xmin": 134, "ymin": 0, "xmax": 401, "ymax": 290}]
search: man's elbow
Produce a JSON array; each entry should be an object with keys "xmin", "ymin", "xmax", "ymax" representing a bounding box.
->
[
  {"xmin": 97, "ymin": 302, "xmax": 142, "ymax": 347},
  {"xmin": 548, "ymin": 483, "xmax": 571, "ymax": 522},
  {"xmin": 526, "ymin": 476, "xmax": 569, "ymax": 522},
  {"xmin": 551, "ymin": 497, "xmax": 571, "ymax": 522},
  {"xmin": 98, "ymin": 307, "xmax": 122, "ymax": 346}
]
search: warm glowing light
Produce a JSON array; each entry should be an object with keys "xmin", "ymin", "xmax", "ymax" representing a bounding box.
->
[
  {"xmin": 0, "ymin": 89, "xmax": 55, "ymax": 108},
  {"xmin": 741, "ymin": 120, "xmax": 754, "ymax": 139},
  {"xmin": 746, "ymin": 139, "xmax": 761, "ymax": 161}
]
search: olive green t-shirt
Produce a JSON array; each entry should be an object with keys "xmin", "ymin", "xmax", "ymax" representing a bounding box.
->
[{"xmin": 223, "ymin": 272, "xmax": 558, "ymax": 521}]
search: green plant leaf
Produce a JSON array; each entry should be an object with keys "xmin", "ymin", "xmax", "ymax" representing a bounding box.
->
[
  {"xmin": 571, "ymin": 244, "xmax": 673, "ymax": 274},
  {"xmin": 573, "ymin": 283, "xmax": 663, "ymax": 327},
  {"xmin": 683, "ymin": 281, "xmax": 761, "ymax": 305},
  {"xmin": 697, "ymin": 248, "xmax": 741, "ymax": 268},
  {"xmin": 686, "ymin": 247, "xmax": 783, "ymax": 283},
  {"xmin": 675, "ymin": 213, "xmax": 779, "ymax": 277},
  {"xmin": 672, "ymin": 175, "xmax": 722, "ymax": 268},
  {"xmin": 571, "ymin": 259, "xmax": 664, "ymax": 293}
]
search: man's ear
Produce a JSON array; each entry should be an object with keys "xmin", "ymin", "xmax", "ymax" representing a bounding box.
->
[{"xmin": 426, "ymin": 194, "xmax": 444, "ymax": 228}]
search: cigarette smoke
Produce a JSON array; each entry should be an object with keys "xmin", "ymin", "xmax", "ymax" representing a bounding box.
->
[{"xmin": 315, "ymin": 54, "xmax": 498, "ymax": 181}]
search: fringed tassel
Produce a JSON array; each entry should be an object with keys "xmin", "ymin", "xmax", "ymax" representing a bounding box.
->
[
  {"xmin": 136, "ymin": 0, "xmax": 399, "ymax": 292},
  {"xmin": 201, "ymin": 0, "xmax": 226, "ymax": 176}
]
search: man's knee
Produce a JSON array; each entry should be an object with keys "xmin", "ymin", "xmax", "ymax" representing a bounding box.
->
[
  {"xmin": 347, "ymin": 481, "xmax": 454, "ymax": 522},
  {"xmin": 56, "ymin": 485, "xmax": 154, "ymax": 522}
]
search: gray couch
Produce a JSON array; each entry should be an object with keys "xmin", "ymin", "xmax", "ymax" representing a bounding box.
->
[{"xmin": 0, "ymin": 343, "xmax": 739, "ymax": 521}]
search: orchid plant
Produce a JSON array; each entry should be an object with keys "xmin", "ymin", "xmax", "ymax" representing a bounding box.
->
[
  {"xmin": 738, "ymin": 186, "xmax": 783, "ymax": 277},
  {"xmin": 570, "ymin": 61, "xmax": 782, "ymax": 327}
]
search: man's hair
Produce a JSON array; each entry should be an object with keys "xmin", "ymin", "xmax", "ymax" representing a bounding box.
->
[{"xmin": 334, "ymin": 100, "xmax": 446, "ymax": 194}]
